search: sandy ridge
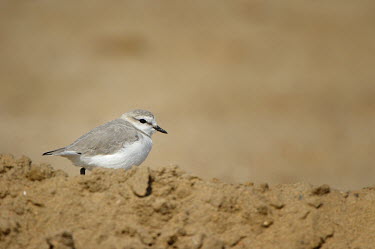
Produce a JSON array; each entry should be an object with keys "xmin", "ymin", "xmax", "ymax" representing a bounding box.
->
[{"xmin": 0, "ymin": 154, "xmax": 374, "ymax": 249}]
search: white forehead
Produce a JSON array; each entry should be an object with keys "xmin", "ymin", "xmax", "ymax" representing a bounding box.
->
[{"xmin": 121, "ymin": 109, "xmax": 155, "ymax": 120}]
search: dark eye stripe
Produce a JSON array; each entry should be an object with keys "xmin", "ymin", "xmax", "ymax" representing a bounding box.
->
[{"xmin": 139, "ymin": 119, "xmax": 147, "ymax": 124}]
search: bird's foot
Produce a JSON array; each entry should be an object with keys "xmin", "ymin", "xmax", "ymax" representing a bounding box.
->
[{"xmin": 80, "ymin": 168, "xmax": 86, "ymax": 175}]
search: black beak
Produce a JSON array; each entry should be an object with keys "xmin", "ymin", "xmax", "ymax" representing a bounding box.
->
[{"xmin": 154, "ymin": 125, "xmax": 168, "ymax": 134}]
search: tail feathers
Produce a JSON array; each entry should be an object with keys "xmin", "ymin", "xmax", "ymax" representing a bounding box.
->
[{"xmin": 42, "ymin": 147, "xmax": 66, "ymax": 156}]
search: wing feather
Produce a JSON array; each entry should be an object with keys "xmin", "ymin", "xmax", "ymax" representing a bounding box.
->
[{"xmin": 67, "ymin": 119, "xmax": 140, "ymax": 156}]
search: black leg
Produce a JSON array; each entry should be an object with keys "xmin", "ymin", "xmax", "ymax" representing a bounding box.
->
[{"xmin": 80, "ymin": 168, "xmax": 86, "ymax": 175}]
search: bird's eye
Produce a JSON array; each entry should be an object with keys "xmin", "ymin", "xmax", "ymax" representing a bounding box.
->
[{"xmin": 139, "ymin": 119, "xmax": 147, "ymax": 124}]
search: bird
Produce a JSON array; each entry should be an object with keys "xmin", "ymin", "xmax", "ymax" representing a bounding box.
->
[{"xmin": 42, "ymin": 109, "xmax": 167, "ymax": 175}]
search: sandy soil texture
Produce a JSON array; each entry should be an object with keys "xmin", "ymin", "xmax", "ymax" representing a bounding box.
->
[{"xmin": 1, "ymin": 154, "xmax": 375, "ymax": 249}]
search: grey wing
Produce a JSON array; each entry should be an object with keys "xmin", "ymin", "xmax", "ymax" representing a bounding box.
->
[{"xmin": 66, "ymin": 119, "xmax": 140, "ymax": 156}]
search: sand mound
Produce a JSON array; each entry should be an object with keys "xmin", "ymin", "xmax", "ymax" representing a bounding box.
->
[{"xmin": 1, "ymin": 154, "xmax": 375, "ymax": 249}]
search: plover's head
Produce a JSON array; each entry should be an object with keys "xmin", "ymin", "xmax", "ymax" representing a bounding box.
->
[{"xmin": 121, "ymin": 109, "xmax": 168, "ymax": 136}]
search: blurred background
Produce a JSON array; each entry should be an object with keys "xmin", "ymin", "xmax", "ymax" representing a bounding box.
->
[{"xmin": 1, "ymin": 0, "xmax": 374, "ymax": 190}]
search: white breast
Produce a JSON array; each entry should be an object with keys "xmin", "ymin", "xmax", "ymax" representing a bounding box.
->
[{"xmin": 77, "ymin": 134, "xmax": 153, "ymax": 170}]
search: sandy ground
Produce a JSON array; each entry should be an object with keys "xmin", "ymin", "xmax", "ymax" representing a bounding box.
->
[
  {"xmin": 1, "ymin": 154, "xmax": 375, "ymax": 249},
  {"xmin": 0, "ymin": 1, "xmax": 375, "ymax": 190}
]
